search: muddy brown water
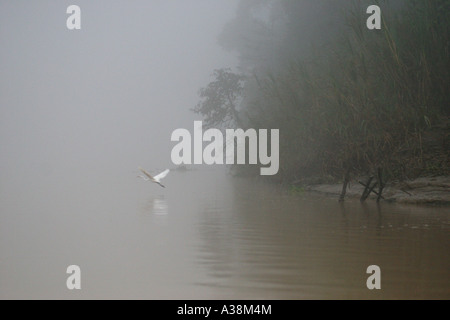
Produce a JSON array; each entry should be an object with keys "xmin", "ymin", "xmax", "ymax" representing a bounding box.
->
[{"xmin": 1, "ymin": 169, "xmax": 449, "ymax": 299}]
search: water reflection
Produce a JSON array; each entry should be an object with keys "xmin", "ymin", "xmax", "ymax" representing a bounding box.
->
[
  {"xmin": 0, "ymin": 169, "xmax": 448, "ymax": 299},
  {"xmin": 194, "ymin": 176, "xmax": 450, "ymax": 299},
  {"xmin": 140, "ymin": 195, "xmax": 169, "ymax": 216}
]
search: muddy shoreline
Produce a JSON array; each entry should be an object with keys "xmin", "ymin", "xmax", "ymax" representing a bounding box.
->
[{"xmin": 304, "ymin": 176, "xmax": 450, "ymax": 205}]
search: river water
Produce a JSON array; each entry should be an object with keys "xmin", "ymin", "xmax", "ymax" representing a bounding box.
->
[{"xmin": 0, "ymin": 168, "xmax": 449, "ymax": 299}]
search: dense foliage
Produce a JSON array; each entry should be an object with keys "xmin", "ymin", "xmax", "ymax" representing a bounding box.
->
[{"xmin": 195, "ymin": 0, "xmax": 449, "ymax": 183}]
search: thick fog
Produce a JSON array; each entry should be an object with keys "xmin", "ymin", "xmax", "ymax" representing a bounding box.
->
[
  {"xmin": 2, "ymin": 0, "xmax": 448, "ymax": 301},
  {"xmin": 0, "ymin": 1, "xmax": 238, "ymax": 184}
]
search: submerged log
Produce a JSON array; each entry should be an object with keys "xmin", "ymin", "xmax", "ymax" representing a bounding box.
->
[
  {"xmin": 358, "ymin": 176, "xmax": 385, "ymax": 201},
  {"xmin": 360, "ymin": 176, "xmax": 374, "ymax": 202},
  {"xmin": 377, "ymin": 168, "xmax": 384, "ymax": 202},
  {"xmin": 339, "ymin": 168, "xmax": 351, "ymax": 202}
]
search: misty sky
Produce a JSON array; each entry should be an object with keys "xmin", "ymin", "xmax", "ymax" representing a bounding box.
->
[{"xmin": 0, "ymin": 0, "xmax": 239, "ymax": 183}]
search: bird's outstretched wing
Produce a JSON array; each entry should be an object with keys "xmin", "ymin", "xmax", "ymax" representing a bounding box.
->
[
  {"xmin": 154, "ymin": 169, "xmax": 170, "ymax": 182},
  {"xmin": 139, "ymin": 167, "xmax": 156, "ymax": 181}
]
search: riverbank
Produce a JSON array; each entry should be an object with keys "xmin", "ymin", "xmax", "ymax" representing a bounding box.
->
[{"xmin": 305, "ymin": 176, "xmax": 450, "ymax": 205}]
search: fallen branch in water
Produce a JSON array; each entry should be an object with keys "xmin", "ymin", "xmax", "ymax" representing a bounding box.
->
[{"xmin": 359, "ymin": 179, "xmax": 385, "ymax": 200}]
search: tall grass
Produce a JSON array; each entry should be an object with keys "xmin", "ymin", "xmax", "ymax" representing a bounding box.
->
[{"xmin": 243, "ymin": 0, "xmax": 449, "ymax": 183}]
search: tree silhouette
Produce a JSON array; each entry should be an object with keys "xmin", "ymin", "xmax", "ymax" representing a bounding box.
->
[{"xmin": 193, "ymin": 68, "xmax": 245, "ymax": 128}]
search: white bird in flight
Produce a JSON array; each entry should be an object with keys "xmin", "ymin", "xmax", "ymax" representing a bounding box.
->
[{"xmin": 137, "ymin": 167, "xmax": 170, "ymax": 188}]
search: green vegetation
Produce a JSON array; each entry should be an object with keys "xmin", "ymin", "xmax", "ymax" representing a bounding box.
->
[{"xmin": 194, "ymin": 0, "xmax": 449, "ymax": 184}]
